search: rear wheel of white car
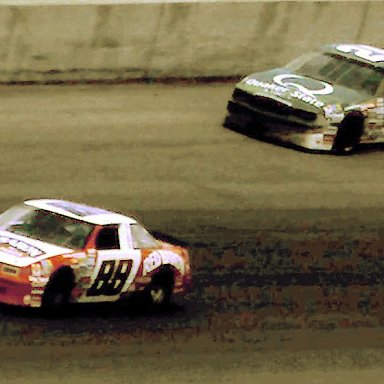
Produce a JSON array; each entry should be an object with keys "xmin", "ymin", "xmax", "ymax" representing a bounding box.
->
[
  {"xmin": 333, "ymin": 111, "xmax": 365, "ymax": 155},
  {"xmin": 145, "ymin": 270, "xmax": 174, "ymax": 309},
  {"xmin": 41, "ymin": 267, "xmax": 75, "ymax": 317}
]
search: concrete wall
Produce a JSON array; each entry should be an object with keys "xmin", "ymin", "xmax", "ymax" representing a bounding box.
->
[{"xmin": 0, "ymin": 1, "xmax": 382, "ymax": 82}]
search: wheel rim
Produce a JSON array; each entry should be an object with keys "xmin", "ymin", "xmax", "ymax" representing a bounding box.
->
[{"xmin": 150, "ymin": 286, "xmax": 165, "ymax": 304}]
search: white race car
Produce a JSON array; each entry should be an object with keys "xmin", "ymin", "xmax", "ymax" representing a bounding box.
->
[{"xmin": 0, "ymin": 199, "xmax": 192, "ymax": 314}]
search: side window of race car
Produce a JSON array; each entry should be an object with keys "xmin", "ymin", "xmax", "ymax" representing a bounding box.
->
[
  {"xmin": 95, "ymin": 226, "xmax": 120, "ymax": 250},
  {"xmin": 131, "ymin": 224, "xmax": 159, "ymax": 249}
]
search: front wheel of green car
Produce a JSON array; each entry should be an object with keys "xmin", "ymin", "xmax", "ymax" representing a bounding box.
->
[{"xmin": 332, "ymin": 111, "xmax": 365, "ymax": 155}]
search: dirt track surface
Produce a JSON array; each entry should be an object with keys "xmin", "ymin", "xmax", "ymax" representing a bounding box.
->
[{"xmin": 1, "ymin": 83, "xmax": 384, "ymax": 383}]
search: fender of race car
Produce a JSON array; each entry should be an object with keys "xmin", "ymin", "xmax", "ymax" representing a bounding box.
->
[
  {"xmin": 225, "ymin": 43, "xmax": 384, "ymax": 153},
  {"xmin": 0, "ymin": 199, "xmax": 192, "ymax": 308}
]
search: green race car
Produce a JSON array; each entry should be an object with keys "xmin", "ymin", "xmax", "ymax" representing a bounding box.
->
[{"xmin": 224, "ymin": 44, "xmax": 384, "ymax": 154}]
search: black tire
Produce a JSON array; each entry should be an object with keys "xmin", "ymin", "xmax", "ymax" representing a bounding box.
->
[
  {"xmin": 223, "ymin": 112, "xmax": 242, "ymax": 131},
  {"xmin": 41, "ymin": 267, "xmax": 75, "ymax": 318},
  {"xmin": 223, "ymin": 101, "xmax": 252, "ymax": 132},
  {"xmin": 145, "ymin": 270, "xmax": 174, "ymax": 309},
  {"xmin": 333, "ymin": 111, "xmax": 365, "ymax": 155}
]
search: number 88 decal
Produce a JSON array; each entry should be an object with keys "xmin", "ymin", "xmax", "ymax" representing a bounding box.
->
[{"xmin": 87, "ymin": 259, "xmax": 133, "ymax": 296}]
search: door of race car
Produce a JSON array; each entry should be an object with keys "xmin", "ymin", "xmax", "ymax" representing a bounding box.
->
[{"xmin": 80, "ymin": 224, "xmax": 141, "ymax": 303}]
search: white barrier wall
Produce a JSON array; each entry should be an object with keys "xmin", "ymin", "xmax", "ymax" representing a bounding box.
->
[{"xmin": 0, "ymin": 1, "xmax": 382, "ymax": 82}]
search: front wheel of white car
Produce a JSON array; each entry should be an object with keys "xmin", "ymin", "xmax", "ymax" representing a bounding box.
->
[{"xmin": 41, "ymin": 267, "xmax": 75, "ymax": 318}]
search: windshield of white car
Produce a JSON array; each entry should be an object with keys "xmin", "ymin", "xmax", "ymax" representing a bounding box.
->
[
  {"xmin": 0, "ymin": 204, "xmax": 95, "ymax": 249},
  {"xmin": 286, "ymin": 51, "xmax": 383, "ymax": 96}
]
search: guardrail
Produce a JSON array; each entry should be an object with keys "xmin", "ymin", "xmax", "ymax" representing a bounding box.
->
[{"xmin": 0, "ymin": 1, "xmax": 382, "ymax": 82}]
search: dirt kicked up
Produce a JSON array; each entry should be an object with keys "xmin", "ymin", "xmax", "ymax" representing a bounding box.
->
[{"xmin": 0, "ymin": 83, "xmax": 384, "ymax": 383}]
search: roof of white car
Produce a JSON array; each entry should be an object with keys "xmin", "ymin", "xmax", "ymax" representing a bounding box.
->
[{"xmin": 24, "ymin": 199, "xmax": 137, "ymax": 225}]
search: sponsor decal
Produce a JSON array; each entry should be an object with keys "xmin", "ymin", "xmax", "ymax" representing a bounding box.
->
[
  {"xmin": 142, "ymin": 251, "xmax": 184, "ymax": 276},
  {"xmin": 355, "ymin": 102, "xmax": 376, "ymax": 111},
  {"xmin": 0, "ymin": 264, "xmax": 19, "ymax": 276},
  {"xmin": 40, "ymin": 259, "xmax": 53, "ymax": 275},
  {"xmin": 290, "ymin": 90, "xmax": 325, "ymax": 108},
  {"xmin": 30, "ymin": 261, "xmax": 52, "ymax": 278},
  {"xmin": 31, "ymin": 280, "xmax": 46, "ymax": 288},
  {"xmin": 31, "ymin": 263, "xmax": 42, "ymax": 277},
  {"xmin": 28, "ymin": 276, "xmax": 49, "ymax": 283},
  {"xmin": 336, "ymin": 44, "xmax": 384, "ymax": 63},
  {"xmin": 244, "ymin": 74, "xmax": 334, "ymax": 109},
  {"xmin": 324, "ymin": 104, "xmax": 343, "ymax": 114},
  {"xmin": 0, "ymin": 236, "xmax": 43, "ymax": 258},
  {"xmin": 346, "ymin": 100, "xmax": 384, "ymax": 119},
  {"xmin": 323, "ymin": 104, "xmax": 345, "ymax": 123},
  {"xmin": 274, "ymin": 74, "xmax": 333, "ymax": 108},
  {"xmin": 244, "ymin": 78, "xmax": 288, "ymax": 96},
  {"xmin": 30, "ymin": 297, "xmax": 42, "ymax": 307},
  {"xmin": 273, "ymin": 74, "xmax": 334, "ymax": 97},
  {"xmin": 31, "ymin": 288, "xmax": 44, "ymax": 295}
]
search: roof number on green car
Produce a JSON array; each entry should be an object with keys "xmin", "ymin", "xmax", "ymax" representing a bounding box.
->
[{"xmin": 336, "ymin": 44, "xmax": 384, "ymax": 63}]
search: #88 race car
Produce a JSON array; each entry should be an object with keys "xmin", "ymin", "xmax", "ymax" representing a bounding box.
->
[
  {"xmin": 224, "ymin": 43, "xmax": 384, "ymax": 153},
  {"xmin": 0, "ymin": 199, "xmax": 192, "ymax": 312}
]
